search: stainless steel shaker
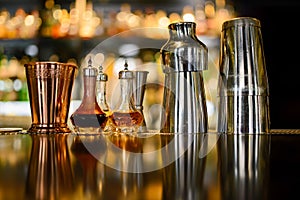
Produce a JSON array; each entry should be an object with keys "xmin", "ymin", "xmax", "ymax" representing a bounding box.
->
[
  {"xmin": 217, "ymin": 17, "xmax": 270, "ymax": 134},
  {"xmin": 160, "ymin": 22, "xmax": 208, "ymax": 133}
]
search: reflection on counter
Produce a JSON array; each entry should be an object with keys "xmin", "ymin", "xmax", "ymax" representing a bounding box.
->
[
  {"xmin": 218, "ymin": 134, "xmax": 271, "ymax": 199},
  {"xmin": 0, "ymin": 132, "xmax": 214, "ymax": 199},
  {"xmin": 1, "ymin": 131, "xmax": 300, "ymax": 199},
  {"xmin": 26, "ymin": 134, "xmax": 75, "ymax": 199}
]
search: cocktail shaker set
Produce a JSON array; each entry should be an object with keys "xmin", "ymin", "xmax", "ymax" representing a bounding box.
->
[
  {"xmin": 24, "ymin": 16, "xmax": 270, "ymax": 135},
  {"xmin": 160, "ymin": 17, "xmax": 270, "ymax": 134}
]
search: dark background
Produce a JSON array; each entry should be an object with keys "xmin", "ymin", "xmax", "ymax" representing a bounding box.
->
[{"xmin": 232, "ymin": 0, "xmax": 300, "ymax": 129}]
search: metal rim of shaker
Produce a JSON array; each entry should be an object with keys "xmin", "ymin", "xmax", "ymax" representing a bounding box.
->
[
  {"xmin": 222, "ymin": 17, "xmax": 261, "ymax": 31},
  {"xmin": 168, "ymin": 21, "xmax": 196, "ymax": 29}
]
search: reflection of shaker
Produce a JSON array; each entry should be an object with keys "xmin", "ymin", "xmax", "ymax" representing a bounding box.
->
[
  {"xmin": 161, "ymin": 133, "xmax": 207, "ymax": 200},
  {"xmin": 217, "ymin": 17, "xmax": 270, "ymax": 134},
  {"xmin": 132, "ymin": 71, "xmax": 149, "ymax": 132},
  {"xmin": 160, "ymin": 22, "xmax": 208, "ymax": 133},
  {"xmin": 218, "ymin": 134, "xmax": 271, "ymax": 199}
]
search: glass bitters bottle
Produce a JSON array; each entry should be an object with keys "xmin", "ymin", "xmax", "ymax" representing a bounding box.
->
[
  {"xmin": 70, "ymin": 58, "xmax": 108, "ymax": 134},
  {"xmin": 110, "ymin": 60, "xmax": 143, "ymax": 133},
  {"xmin": 96, "ymin": 65, "xmax": 110, "ymax": 115}
]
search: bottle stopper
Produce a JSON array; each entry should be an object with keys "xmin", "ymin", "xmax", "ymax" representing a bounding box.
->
[
  {"xmin": 118, "ymin": 59, "xmax": 133, "ymax": 79},
  {"xmin": 97, "ymin": 65, "xmax": 108, "ymax": 81},
  {"xmin": 83, "ymin": 57, "xmax": 97, "ymax": 77}
]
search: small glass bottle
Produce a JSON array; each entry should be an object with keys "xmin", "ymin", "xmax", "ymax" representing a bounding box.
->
[
  {"xmin": 96, "ymin": 65, "xmax": 110, "ymax": 115},
  {"xmin": 110, "ymin": 60, "xmax": 143, "ymax": 133},
  {"xmin": 70, "ymin": 58, "xmax": 108, "ymax": 134}
]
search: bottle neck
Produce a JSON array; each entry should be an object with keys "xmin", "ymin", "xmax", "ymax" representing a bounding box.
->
[
  {"xmin": 97, "ymin": 80, "xmax": 107, "ymax": 99},
  {"xmin": 117, "ymin": 78, "xmax": 135, "ymax": 111},
  {"xmin": 83, "ymin": 75, "xmax": 97, "ymax": 103},
  {"xmin": 96, "ymin": 80, "xmax": 110, "ymax": 111}
]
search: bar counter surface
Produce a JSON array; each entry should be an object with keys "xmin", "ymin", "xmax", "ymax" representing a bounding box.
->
[{"xmin": 0, "ymin": 129, "xmax": 299, "ymax": 200}]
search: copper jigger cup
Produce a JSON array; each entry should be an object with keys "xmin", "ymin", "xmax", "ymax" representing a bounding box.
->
[{"xmin": 24, "ymin": 61, "xmax": 78, "ymax": 134}]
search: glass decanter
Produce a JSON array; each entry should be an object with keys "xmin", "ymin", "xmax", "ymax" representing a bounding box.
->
[
  {"xmin": 70, "ymin": 58, "xmax": 108, "ymax": 134},
  {"xmin": 110, "ymin": 60, "xmax": 143, "ymax": 133}
]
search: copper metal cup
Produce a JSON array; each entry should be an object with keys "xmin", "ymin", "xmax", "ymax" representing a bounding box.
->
[{"xmin": 24, "ymin": 62, "xmax": 77, "ymax": 134}]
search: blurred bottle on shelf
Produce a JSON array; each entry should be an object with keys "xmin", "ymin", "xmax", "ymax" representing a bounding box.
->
[
  {"xmin": 0, "ymin": 56, "xmax": 29, "ymax": 101},
  {"xmin": 0, "ymin": 9, "xmax": 41, "ymax": 39}
]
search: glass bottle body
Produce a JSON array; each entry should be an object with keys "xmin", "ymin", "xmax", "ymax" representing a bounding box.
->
[
  {"xmin": 110, "ymin": 76, "xmax": 143, "ymax": 133},
  {"xmin": 96, "ymin": 79, "xmax": 110, "ymax": 114}
]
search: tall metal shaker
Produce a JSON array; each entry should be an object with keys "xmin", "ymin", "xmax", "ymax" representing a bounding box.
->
[
  {"xmin": 160, "ymin": 22, "xmax": 208, "ymax": 133},
  {"xmin": 217, "ymin": 17, "xmax": 270, "ymax": 134}
]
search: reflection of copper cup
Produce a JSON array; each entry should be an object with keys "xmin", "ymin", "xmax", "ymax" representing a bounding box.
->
[{"xmin": 24, "ymin": 62, "xmax": 77, "ymax": 133}]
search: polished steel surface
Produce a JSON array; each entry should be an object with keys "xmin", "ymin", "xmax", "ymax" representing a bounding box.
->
[
  {"xmin": 160, "ymin": 72, "xmax": 208, "ymax": 133},
  {"xmin": 160, "ymin": 22, "xmax": 208, "ymax": 133},
  {"xmin": 24, "ymin": 62, "xmax": 77, "ymax": 133},
  {"xmin": 132, "ymin": 71, "xmax": 149, "ymax": 132},
  {"xmin": 161, "ymin": 133, "xmax": 207, "ymax": 200},
  {"xmin": 162, "ymin": 22, "xmax": 208, "ymax": 72},
  {"xmin": 217, "ymin": 17, "xmax": 270, "ymax": 134},
  {"xmin": 218, "ymin": 134, "xmax": 271, "ymax": 199}
]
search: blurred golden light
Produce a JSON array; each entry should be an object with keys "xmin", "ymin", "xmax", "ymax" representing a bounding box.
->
[
  {"xmin": 45, "ymin": 0, "xmax": 55, "ymax": 9},
  {"xmin": 169, "ymin": 12, "xmax": 181, "ymax": 23},
  {"xmin": 183, "ymin": 13, "xmax": 195, "ymax": 22},
  {"xmin": 24, "ymin": 15, "xmax": 34, "ymax": 26},
  {"xmin": 92, "ymin": 17, "xmax": 101, "ymax": 27},
  {"xmin": 158, "ymin": 16, "xmax": 170, "ymax": 27},
  {"xmin": 0, "ymin": 16, "xmax": 6, "ymax": 24},
  {"xmin": 128, "ymin": 14, "xmax": 140, "ymax": 28},
  {"xmin": 205, "ymin": 1, "xmax": 216, "ymax": 18},
  {"xmin": 216, "ymin": 0, "xmax": 226, "ymax": 8},
  {"xmin": 116, "ymin": 11, "xmax": 127, "ymax": 22},
  {"xmin": 195, "ymin": 9, "xmax": 206, "ymax": 20},
  {"xmin": 53, "ymin": 9, "xmax": 62, "ymax": 20},
  {"xmin": 83, "ymin": 10, "xmax": 93, "ymax": 20}
]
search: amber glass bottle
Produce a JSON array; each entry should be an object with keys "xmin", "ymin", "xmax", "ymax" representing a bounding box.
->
[{"xmin": 70, "ymin": 58, "xmax": 108, "ymax": 134}]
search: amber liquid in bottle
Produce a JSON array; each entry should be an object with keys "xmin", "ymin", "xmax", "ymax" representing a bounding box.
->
[
  {"xmin": 71, "ymin": 113, "xmax": 107, "ymax": 128},
  {"xmin": 110, "ymin": 111, "xmax": 143, "ymax": 127}
]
